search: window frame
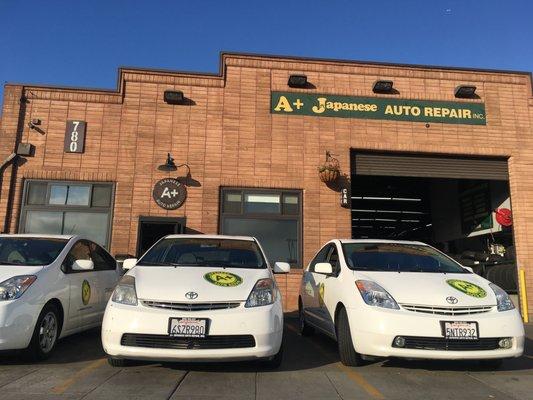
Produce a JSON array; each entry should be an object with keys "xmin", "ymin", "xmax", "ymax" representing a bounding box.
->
[
  {"xmin": 219, "ymin": 187, "xmax": 303, "ymax": 267},
  {"xmin": 19, "ymin": 179, "xmax": 115, "ymax": 249}
]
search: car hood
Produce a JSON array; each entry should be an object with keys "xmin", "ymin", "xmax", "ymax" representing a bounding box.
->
[
  {"xmin": 355, "ymin": 271, "xmax": 497, "ymax": 307},
  {"xmin": 0, "ymin": 265, "xmax": 44, "ymax": 282},
  {"xmin": 130, "ymin": 266, "xmax": 270, "ymax": 302}
]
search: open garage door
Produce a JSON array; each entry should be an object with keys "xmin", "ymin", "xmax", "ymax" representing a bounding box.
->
[{"xmin": 351, "ymin": 151, "xmax": 517, "ymax": 294}]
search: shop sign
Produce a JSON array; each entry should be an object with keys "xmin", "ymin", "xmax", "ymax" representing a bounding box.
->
[
  {"xmin": 152, "ymin": 178, "xmax": 187, "ymax": 210},
  {"xmin": 271, "ymin": 92, "xmax": 486, "ymax": 125},
  {"xmin": 340, "ymin": 187, "xmax": 351, "ymax": 209},
  {"xmin": 64, "ymin": 120, "xmax": 86, "ymax": 153}
]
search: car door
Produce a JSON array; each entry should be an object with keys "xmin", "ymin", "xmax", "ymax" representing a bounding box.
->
[
  {"xmin": 302, "ymin": 244, "xmax": 331, "ymax": 331},
  {"xmin": 320, "ymin": 244, "xmax": 342, "ymax": 336},
  {"xmin": 63, "ymin": 240, "xmax": 101, "ymax": 330},
  {"xmin": 89, "ymin": 242, "xmax": 119, "ymax": 318}
]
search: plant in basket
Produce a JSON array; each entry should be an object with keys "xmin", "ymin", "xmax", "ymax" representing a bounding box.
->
[{"xmin": 318, "ymin": 151, "xmax": 340, "ymax": 183}]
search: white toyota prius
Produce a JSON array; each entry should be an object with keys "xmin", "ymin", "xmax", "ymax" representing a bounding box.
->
[
  {"xmin": 0, "ymin": 234, "xmax": 119, "ymax": 359},
  {"xmin": 102, "ymin": 235, "xmax": 289, "ymax": 367},
  {"xmin": 299, "ymin": 239, "xmax": 524, "ymax": 367}
]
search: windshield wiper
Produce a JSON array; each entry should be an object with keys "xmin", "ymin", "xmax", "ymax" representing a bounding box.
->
[
  {"xmin": 136, "ymin": 261, "xmax": 182, "ymax": 267},
  {"xmin": 0, "ymin": 260, "xmax": 26, "ymax": 265}
]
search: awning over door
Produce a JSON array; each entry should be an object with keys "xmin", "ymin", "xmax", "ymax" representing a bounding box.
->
[{"xmin": 352, "ymin": 152, "xmax": 509, "ymax": 181}]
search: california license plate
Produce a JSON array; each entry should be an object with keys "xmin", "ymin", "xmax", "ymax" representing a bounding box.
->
[
  {"xmin": 441, "ymin": 321, "xmax": 478, "ymax": 340},
  {"xmin": 168, "ymin": 318, "xmax": 208, "ymax": 338}
]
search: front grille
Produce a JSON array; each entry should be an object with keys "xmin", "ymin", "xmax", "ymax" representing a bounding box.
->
[
  {"xmin": 121, "ymin": 333, "xmax": 256, "ymax": 350},
  {"xmin": 393, "ymin": 336, "xmax": 502, "ymax": 351},
  {"xmin": 141, "ymin": 300, "xmax": 241, "ymax": 312},
  {"xmin": 400, "ymin": 304, "xmax": 493, "ymax": 316}
]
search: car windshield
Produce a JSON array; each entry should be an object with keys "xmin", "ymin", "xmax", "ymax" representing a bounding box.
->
[
  {"xmin": 341, "ymin": 242, "xmax": 468, "ymax": 273},
  {"xmin": 137, "ymin": 238, "xmax": 267, "ymax": 269},
  {"xmin": 0, "ymin": 237, "xmax": 68, "ymax": 266}
]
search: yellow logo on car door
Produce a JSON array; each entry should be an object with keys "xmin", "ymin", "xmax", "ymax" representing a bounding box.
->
[{"xmin": 82, "ymin": 280, "xmax": 91, "ymax": 305}]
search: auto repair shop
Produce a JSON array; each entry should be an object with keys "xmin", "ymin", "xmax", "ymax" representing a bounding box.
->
[{"xmin": 0, "ymin": 52, "xmax": 531, "ymax": 316}]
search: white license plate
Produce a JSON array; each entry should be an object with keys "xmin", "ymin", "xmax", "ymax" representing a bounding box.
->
[
  {"xmin": 442, "ymin": 321, "xmax": 478, "ymax": 340},
  {"xmin": 168, "ymin": 318, "xmax": 208, "ymax": 338}
]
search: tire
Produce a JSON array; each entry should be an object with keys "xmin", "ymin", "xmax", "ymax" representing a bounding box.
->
[
  {"xmin": 298, "ymin": 299, "xmax": 314, "ymax": 336},
  {"xmin": 261, "ymin": 342, "xmax": 283, "ymax": 369},
  {"xmin": 108, "ymin": 357, "xmax": 129, "ymax": 367},
  {"xmin": 27, "ymin": 303, "xmax": 60, "ymax": 361},
  {"xmin": 336, "ymin": 307, "xmax": 363, "ymax": 367}
]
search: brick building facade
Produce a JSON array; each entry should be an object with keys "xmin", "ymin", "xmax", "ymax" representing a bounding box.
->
[{"xmin": 0, "ymin": 53, "xmax": 532, "ymax": 315}]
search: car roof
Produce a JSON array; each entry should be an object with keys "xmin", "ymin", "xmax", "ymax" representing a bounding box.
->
[
  {"xmin": 338, "ymin": 239, "xmax": 429, "ymax": 246},
  {"xmin": 163, "ymin": 234, "xmax": 256, "ymax": 241},
  {"xmin": 0, "ymin": 233, "xmax": 76, "ymax": 240}
]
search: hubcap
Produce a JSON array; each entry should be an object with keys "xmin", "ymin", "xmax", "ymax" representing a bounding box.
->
[{"xmin": 39, "ymin": 312, "xmax": 58, "ymax": 353}]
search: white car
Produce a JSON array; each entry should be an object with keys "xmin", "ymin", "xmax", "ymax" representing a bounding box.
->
[
  {"xmin": 0, "ymin": 234, "xmax": 120, "ymax": 359},
  {"xmin": 298, "ymin": 239, "xmax": 524, "ymax": 367},
  {"xmin": 101, "ymin": 235, "xmax": 289, "ymax": 367}
]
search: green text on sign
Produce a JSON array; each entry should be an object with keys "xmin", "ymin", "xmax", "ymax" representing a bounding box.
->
[{"xmin": 271, "ymin": 92, "xmax": 486, "ymax": 125}]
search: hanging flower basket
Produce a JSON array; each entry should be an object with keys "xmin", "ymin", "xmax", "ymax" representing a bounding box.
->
[{"xmin": 317, "ymin": 151, "xmax": 340, "ymax": 183}]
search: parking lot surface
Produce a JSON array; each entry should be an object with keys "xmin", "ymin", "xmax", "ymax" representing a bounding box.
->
[{"xmin": 0, "ymin": 318, "xmax": 531, "ymax": 400}]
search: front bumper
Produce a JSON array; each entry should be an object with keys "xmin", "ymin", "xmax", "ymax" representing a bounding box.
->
[
  {"xmin": 0, "ymin": 300, "xmax": 40, "ymax": 351},
  {"xmin": 346, "ymin": 306, "xmax": 525, "ymax": 360},
  {"xmin": 101, "ymin": 300, "xmax": 283, "ymax": 362}
]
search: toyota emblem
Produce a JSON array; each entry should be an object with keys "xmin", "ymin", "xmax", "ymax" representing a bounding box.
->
[
  {"xmin": 185, "ymin": 291, "xmax": 198, "ymax": 300},
  {"xmin": 446, "ymin": 296, "xmax": 458, "ymax": 305}
]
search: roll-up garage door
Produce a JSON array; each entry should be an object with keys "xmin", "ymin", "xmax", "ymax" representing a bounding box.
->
[{"xmin": 353, "ymin": 152, "xmax": 509, "ymax": 180}]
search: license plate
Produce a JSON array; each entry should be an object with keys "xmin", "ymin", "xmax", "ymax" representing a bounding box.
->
[
  {"xmin": 168, "ymin": 318, "xmax": 208, "ymax": 338},
  {"xmin": 441, "ymin": 321, "xmax": 478, "ymax": 340}
]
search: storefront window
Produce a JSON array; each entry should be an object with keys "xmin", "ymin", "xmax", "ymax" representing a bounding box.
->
[
  {"xmin": 20, "ymin": 181, "xmax": 114, "ymax": 248},
  {"xmin": 220, "ymin": 188, "xmax": 301, "ymax": 266}
]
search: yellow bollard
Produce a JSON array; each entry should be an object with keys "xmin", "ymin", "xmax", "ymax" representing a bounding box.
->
[{"xmin": 519, "ymin": 269, "xmax": 529, "ymax": 324}]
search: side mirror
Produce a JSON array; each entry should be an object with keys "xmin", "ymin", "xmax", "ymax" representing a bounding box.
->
[
  {"xmin": 314, "ymin": 262, "xmax": 333, "ymax": 275},
  {"xmin": 273, "ymin": 261, "xmax": 290, "ymax": 274},
  {"xmin": 122, "ymin": 258, "xmax": 138, "ymax": 270},
  {"xmin": 463, "ymin": 266, "xmax": 474, "ymax": 273},
  {"xmin": 72, "ymin": 259, "xmax": 94, "ymax": 271}
]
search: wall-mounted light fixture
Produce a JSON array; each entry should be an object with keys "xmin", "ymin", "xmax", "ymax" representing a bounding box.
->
[
  {"xmin": 454, "ymin": 85, "xmax": 477, "ymax": 98},
  {"xmin": 158, "ymin": 153, "xmax": 177, "ymax": 171},
  {"xmin": 373, "ymin": 80, "xmax": 394, "ymax": 94},
  {"xmin": 288, "ymin": 74, "xmax": 308, "ymax": 88},
  {"xmin": 164, "ymin": 90, "xmax": 186, "ymax": 105}
]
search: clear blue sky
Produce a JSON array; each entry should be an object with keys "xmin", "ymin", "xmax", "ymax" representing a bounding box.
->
[{"xmin": 1, "ymin": 0, "xmax": 532, "ymax": 101}]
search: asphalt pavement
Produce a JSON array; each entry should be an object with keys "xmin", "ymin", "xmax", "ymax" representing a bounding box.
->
[{"xmin": 0, "ymin": 319, "xmax": 531, "ymax": 400}]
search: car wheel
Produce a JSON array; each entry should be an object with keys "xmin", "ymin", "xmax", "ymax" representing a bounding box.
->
[
  {"xmin": 27, "ymin": 303, "xmax": 60, "ymax": 360},
  {"xmin": 298, "ymin": 299, "xmax": 314, "ymax": 336},
  {"xmin": 108, "ymin": 357, "xmax": 129, "ymax": 367},
  {"xmin": 261, "ymin": 342, "xmax": 283, "ymax": 369},
  {"xmin": 336, "ymin": 307, "xmax": 363, "ymax": 367}
]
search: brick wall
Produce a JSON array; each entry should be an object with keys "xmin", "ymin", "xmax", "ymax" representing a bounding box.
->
[{"xmin": 1, "ymin": 54, "xmax": 532, "ymax": 314}]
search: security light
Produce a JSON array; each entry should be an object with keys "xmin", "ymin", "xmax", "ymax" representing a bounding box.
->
[
  {"xmin": 164, "ymin": 90, "xmax": 185, "ymax": 105},
  {"xmin": 454, "ymin": 85, "xmax": 477, "ymax": 98},
  {"xmin": 158, "ymin": 153, "xmax": 177, "ymax": 171},
  {"xmin": 288, "ymin": 75, "xmax": 308, "ymax": 88},
  {"xmin": 373, "ymin": 80, "xmax": 394, "ymax": 94}
]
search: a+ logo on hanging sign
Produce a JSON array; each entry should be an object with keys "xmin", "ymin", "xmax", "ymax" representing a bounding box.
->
[{"xmin": 153, "ymin": 178, "xmax": 187, "ymax": 210}]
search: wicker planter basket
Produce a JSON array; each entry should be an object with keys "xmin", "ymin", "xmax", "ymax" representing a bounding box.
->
[
  {"xmin": 319, "ymin": 169, "xmax": 339, "ymax": 182},
  {"xmin": 318, "ymin": 151, "xmax": 341, "ymax": 183}
]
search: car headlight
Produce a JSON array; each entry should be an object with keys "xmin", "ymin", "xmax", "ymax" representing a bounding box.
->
[
  {"xmin": 245, "ymin": 278, "xmax": 277, "ymax": 308},
  {"xmin": 355, "ymin": 280, "xmax": 399, "ymax": 309},
  {"xmin": 0, "ymin": 275, "xmax": 37, "ymax": 301},
  {"xmin": 112, "ymin": 275, "xmax": 138, "ymax": 306},
  {"xmin": 489, "ymin": 283, "xmax": 514, "ymax": 311}
]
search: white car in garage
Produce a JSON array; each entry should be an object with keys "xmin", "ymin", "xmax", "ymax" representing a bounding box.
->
[
  {"xmin": 299, "ymin": 239, "xmax": 524, "ymax": 367},
  {"xmin": 0, "ymin": 234, "xmax": 119, "ymax": 359},
  {"xmin": 102, "ymin": 235, "xmax": 289, "ymax": 367}
]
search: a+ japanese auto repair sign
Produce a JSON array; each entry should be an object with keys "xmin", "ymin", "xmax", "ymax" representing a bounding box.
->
[{"xmin": 152, "ymin": 178, "xmax": 187, "ymax": 210}]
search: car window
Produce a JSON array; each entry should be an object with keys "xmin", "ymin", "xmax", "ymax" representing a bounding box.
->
[
  {"xmin": 63, "ymin": 240, "xmax": 92, "ymax": 273},
  {"xmin": 89, "ymin": 242, "xmax": 116, "ymax": 271},
  {"xmin": 327, "ymin": 245, "xmax": 340, "ymax": 275},
  {"xmin": 137, "ymin": 238, "xmax": 267, "ymax": 269},
  {"xmin": 0, "ymin": 237, "xmax": 68, "ymax": 266},
  {"xmin": 309, "ymin": 245, "xmax": 331, "ymax": 273}
]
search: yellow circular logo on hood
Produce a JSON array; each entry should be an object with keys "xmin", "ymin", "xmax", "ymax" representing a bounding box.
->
[
  {"xmin": 446, "ymin": 279, "xmax": 487, "ymax": 298},
  {"xmin": 82, "ymin": 280, "xmax": 91, "ymax": 305},
  {"xmin": 204, "ymin": 271, "xmax": 243, "ymax": 287}
]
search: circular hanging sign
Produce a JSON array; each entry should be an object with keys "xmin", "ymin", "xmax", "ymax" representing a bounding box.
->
[
  {"xmin": 152, "ymin": 178, "xmax": 187, "ymax": 210},
  {"xmin": 495, "ymin": 208, "xmax": 513, "ymax": 227}
]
